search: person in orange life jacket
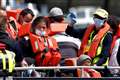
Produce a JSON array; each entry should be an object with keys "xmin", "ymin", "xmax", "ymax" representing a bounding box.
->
[
  {"xmin": 48, "ymin": 7, "xmax": 81, "ymax": 77},
  {"xmin": 19, "ymin": 16, "xmax": 46, "ymax": 71},
  {"xmin": 19, "ymin": 16, "xmax": 61, "ymax": 77},
  {"xmin": 66, "ymin": 8, "xmax": 113, "ymax": 66},
  {"xmin": 77, "ymin": 54, "xmax": 101, "ymax": 78},
  {"xmin": 0, "ymin": 8, "xmax": 16, "ymax": 40},
  {"xmin": 18, "ymin": 16, "xmax": 48, "ymax": 59},
  {"xmin": 49, "ymin": 7, "xmax": 64, "ymax": 23},
  {"xmin": 19, "ymin": 16, "xmax": 61, "ymax": 66},
  {"xmin": 8, "ymin": 8, "xmax": 34, "ymax": 40},
  {"xmin": 48, "ymin": 7, "xmax": 81, "ymax": 62},
  {"xmin": 17, "ymin": 8, "xmax": 34, "ymax": 26},
  {"xmin": 0, "ymin": 9, "xmax": 24, "ymax": 64}
]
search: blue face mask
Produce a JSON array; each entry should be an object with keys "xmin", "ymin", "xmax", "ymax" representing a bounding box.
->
[
  {"xmin": 93, "ymin": 18, "xmax": 105, "ymax": 28},
  {"xmin": 35, "ymin": 29, "xmax": 46, "ymax": 36}
]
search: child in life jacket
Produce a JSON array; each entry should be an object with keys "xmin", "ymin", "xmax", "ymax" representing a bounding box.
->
[{"xmin": 19, "ymin": 16, "xmax": 61, "ymax": 67}]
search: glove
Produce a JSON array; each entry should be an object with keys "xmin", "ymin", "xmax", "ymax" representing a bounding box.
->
[{"xmin": 67, "ymin": 12, "xmax": 77, "ymax": 25}]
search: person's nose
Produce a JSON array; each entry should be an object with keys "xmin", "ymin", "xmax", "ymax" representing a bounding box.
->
[{"xmin": 40, "ymin": 28, "xmax": 44, "ymax": 31}]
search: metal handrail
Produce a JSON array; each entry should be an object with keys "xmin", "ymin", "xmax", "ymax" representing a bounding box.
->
[{"xmin": 13, "ymin": 66, "xmax": 120, "ymax": 70}]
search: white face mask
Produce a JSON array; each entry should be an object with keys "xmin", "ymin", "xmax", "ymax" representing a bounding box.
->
[
  {"xmin": 35, "ymin": 29, "xmax": 46, "ymax": 36},
  {"xmin": 94, "ymin": 18, "xmax": 105, "ymax": 28}
]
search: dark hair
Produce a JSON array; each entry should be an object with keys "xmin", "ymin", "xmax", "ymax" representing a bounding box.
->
[
  {"xmin": 94, "ymin": 14, "xmax": 106, "ymax": 20},
  {"xmin": 0, "ymin": 16, "xmax": 7, "ymax": 31},
  {"xmin": 107, "ymin": 15, "xmax": 120, "ymax": 34},
  {"xmin": 19, "ymin": 8, "xmax": 34, "ymax": 17},
  {"xmin": 31, "ymin": 16, "xmax": 48, "ymax": 33},
  {"xmin": 49, "ymin": 15, "xmax": 64, "ymax": 23},
  {"xmin": 24, "ymin": 57, "xmax": 35, "ymax": 66},
  {"xmin": 0, "ymin": 9, "xmax": 7, "ymax": 31}
]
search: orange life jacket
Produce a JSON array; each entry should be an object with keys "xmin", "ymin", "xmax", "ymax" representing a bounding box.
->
[
  {"xmin": 6, "ymin": 16, "xmax": 22, "ymax": 40},
  {"xmin": 88, "ymin": 22, "xmax": 110, "ymax": 58},
  {"xmin": 0, "ymin": 43, "xmax": 6, "ymax": 49},
  {"xmin": 84, "ymin": 68, "xmax": 101, "ymax": 78},
  {"xmin": 6, "ymin": 23, "xmax": 17, "ymax": 40},
  {"xmin": 48, "ymin": 23, "xmax": 68, "ymax": 36},
  {"xmin": 29, "ymin": 33, "xmax": 61, "ymax": 66},
  {"xmin": 6, "ymin": 9, "xmax": 22, "ymax": 20},
  {"xmin": 6, "ymin": 9, "xmax": 22, "ymax": 40},
  {"xmin": 18, "ymin": 23, "xmax": 31, "ymax": 38},
  {"xmin": 44, "ymin": 16, "xmax": 68, "ymax": 36},
  {"xmin": 78, "ymin": 22, "xmax": 110, "ymax": 58},
  {"xmin": 78, "ymin": 24, "xmax": 95, "ymax": 57}
]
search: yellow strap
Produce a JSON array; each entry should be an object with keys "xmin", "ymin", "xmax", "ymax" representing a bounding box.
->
[
  {"xmin": 102, "ymin": 58, "xmax": 109, "ymax": 66},
  {"xmin": 7, "ymin": 50, "xmax": 12, "ymax": 72},
  {"xmin": 6, "ymin": 50, "xmax": 15, "ymax": 72},
  {"xmin": 88, "ymin": 31, "xmax": 95, "ymax": 44},
  {"xmin": 92, "ymin": 57, "xmax": 99, "ymax": 64},
  {"xmin": 83, "ymin": 31, "xmax": 95, "ymax": 54},
  {"xmin": 0, "ymin": 52, "xmax": 6, "ymax": 70},
  {"xmin": 96, "ymin": 33, "xmax": 106, "ymax": 56},
  {"xmin": 92, "ymin": 33, "xmax": 108, "ymax": 65},
  {"xmin": 0, "ymin": 50, "xmax": 15, "ymax": 72}
]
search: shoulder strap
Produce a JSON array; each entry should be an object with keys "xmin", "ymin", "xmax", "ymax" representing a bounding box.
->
[
  {"xmin": 88, "ymin": 22, "xmax": 110, "ymax": 58},
  {"xmin": 78, "ymin": 24, "xmax": 95, "ymax": 56}
]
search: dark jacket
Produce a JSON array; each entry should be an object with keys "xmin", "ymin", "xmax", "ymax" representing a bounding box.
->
[
  {"xmin": 65, "ymin": 26, "xmax": 86, "ymax": 40},
  {"xmin": 0, "ymin": 31, "xmax": 23, "ymax": 62},
  {"xmin": 92, "ymin": 30, "xmax": 113, "ymax": 66},
  {"xmin": 18, "ymin": 37, "xmax": 35, "ymax": 58}
]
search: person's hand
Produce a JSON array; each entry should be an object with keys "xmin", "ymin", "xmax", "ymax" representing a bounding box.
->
[
  {"xmin": 93, "ymin": 64, "xmax": 97, "ymax": 66},
  {"xmin": 67, "ymin": 12, "xmax": 77, "ymax": 26}
]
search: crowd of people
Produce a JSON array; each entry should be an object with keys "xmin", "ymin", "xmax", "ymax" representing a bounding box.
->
[{"xmin": 0, "ymin": 6, "xmax": 119, "ymax": 78}]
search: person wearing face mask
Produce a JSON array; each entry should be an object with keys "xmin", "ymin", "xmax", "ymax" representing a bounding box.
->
[
  {"xmin": 18, "ymin": 16, "xmax": 47, "ymax": 59},
  {"xmin": 66, "ymin": 8, "xmax": 113, "ymax": 67},
  {"xmin": 7, "ymin": 8, "xmax": 35, "ymax": 40},
  {"xmin": 19, "ymin": 16, "xmax": 61, "ymax": 69},
  {"xmin": 80, "ymin": 9, "xmax": 112, "ymax": 67},
  {"xmin": 65, "ymin": 8, "xmax": 113, "ymax": 77}
]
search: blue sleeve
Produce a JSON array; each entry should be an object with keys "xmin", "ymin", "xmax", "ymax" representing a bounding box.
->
[{"xmin": 96, "ymin": 32, "xmax": 113, "ymax": 66}]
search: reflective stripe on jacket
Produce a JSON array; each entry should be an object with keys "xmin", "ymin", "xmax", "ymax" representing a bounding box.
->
[{"xmin": 78, "ymin": 22, "xmax": 110, "ymax": 66}]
